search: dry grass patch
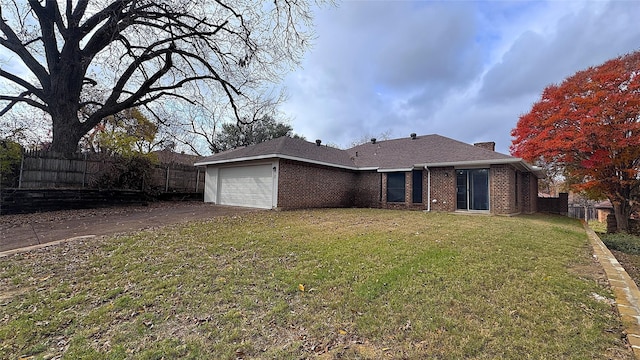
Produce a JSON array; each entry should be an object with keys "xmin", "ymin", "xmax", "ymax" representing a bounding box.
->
[{"xmin": 0, "ymin": 209, "xmax": 633, "ymax": 359}]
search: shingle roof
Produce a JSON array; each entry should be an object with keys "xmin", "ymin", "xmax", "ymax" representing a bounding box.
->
[
  {"xmin": 194, "ymin": 136, "xmax": 357, "ymax": 168},
  {"xmin": 194, "ymin": 134, "xmax": 535, "ymax": 172},
  {"xmin": 347, "ymin": 134, "xmax": 514, "ymax": 170},
  {"xmin": 152, "ymin": 149, "xmax": 203, "ymax": 166}
]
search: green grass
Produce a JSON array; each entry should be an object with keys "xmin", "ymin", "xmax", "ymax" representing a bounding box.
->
[
  {"xmin": 588, "ymin": 220, "xmax": 607, "ymax": 234},
  {"xmin": 0, "ymin": 209, "xmax": 632, "ymax": 359}
]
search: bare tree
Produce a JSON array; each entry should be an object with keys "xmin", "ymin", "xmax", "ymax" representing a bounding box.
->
[
  {"xmin": 0, "ymin": 103, "xmax": 50, "ymax": 148},
  {"xmin": 0, "ymin": 0, "xmax": 316, "ymax": 153},
  {"xmin": 349, "ymin": 129, "xmax": 393, "ymax": 147},
  {"xmin": 155, "ymin": 81, "xmax": 288, "ymax": 155}
]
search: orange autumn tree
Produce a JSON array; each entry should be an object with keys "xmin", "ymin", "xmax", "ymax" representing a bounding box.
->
[{"xmin": 511, "ymin": 51, "xmax": 640, "ymax": 232}]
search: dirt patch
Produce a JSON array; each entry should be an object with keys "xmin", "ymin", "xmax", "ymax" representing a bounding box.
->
[
  {"xmin": 0, "ymin": 202, "xmax": 260, "ymax": 253},
  {"xmin": 568, "ymin": 258, "xmax": 610, "ymax": 288}
]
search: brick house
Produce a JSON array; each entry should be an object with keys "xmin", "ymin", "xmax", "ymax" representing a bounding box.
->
[{"xmin": 194, "ymin": 134, "xmax": 541, "ymax": 215}]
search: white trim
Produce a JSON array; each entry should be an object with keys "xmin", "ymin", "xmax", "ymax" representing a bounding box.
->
[
  {"xmin": 417, "ymin": 158, "xmax": 542, "ymax": 175},
  {"xmin": 204, "ymin": 167, "xmax": 219, "ymax": 203},
  {"xmin": 196, "ymin": 154, "xmax": 542, "ymax": 176},
  {"xmin": 272, "ymin": 160, "xmax": 279, "ymax": 208},
  {"xmin": 195, "ymin": 154, "xmax": 366, "ymax": 171},
  {"xmin": 195, "ymin": 154, "xmax": 276, "ymax": 166},
  {"xmin": 377, "ymin": 168, "xmax": 413, "ymax": 173},
  {"xmin": 418, "ymin": 158, "xmax": 520, "ymax": 168}
]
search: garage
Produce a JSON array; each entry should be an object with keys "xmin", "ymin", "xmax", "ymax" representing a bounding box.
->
[{"xmin": 217, "ymin": 164, "xmax": 274, "ymax": 209}]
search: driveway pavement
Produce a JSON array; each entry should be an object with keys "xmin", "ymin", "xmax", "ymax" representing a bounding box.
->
[{"xmin": 0, "ymin": 202, "xmax": 259, "ymax": 254}]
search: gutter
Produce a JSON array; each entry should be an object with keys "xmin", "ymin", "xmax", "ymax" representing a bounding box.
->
[
  {"xmin": 195, "ymin": 153, "xmax": 543, "ymax": 178},
  {"xmin": 416, "ymin": 158, "xmax": 543, "ymax": 177},
  {"xmin": 426, "ymin": 166, "xmax": 431, "ymax": 212},
  {"xmin": 194, "ymin": 154, "xmax": 364, "ymax": 171}
]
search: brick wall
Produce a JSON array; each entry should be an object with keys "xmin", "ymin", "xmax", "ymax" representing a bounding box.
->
[
  {"xmin": 429, "ymin": 167, "xmax": 456, "ymax": 212},
  {"xmin": 276, "ymin": 159, "xmax": 537, "ymax": 214},
  {"xmin": 521, "ymin": 172, "xmax": 538, "ymax": 213},
  {"xmin": 377, "ymin": 171, "xmax": 427, "ymax": 210},
  {"xmin": 354, "ymin": 171, "xmax": 380, "ymax": 208},
  {"xmin": 490, "ymin": 164, "xmax": 517, "ymax": 215},
  {"xmin": 277, "ymin": 159, "xmax": 358, "ymax": 209}
]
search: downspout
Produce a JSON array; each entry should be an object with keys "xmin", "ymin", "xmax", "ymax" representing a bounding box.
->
[{"xmin": 427, "ymin": 167, "xmax": 431, "ymax": 212}]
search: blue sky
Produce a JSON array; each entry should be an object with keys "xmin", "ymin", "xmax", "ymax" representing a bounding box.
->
[{"xmin": 281, "ymin": 0, "xmax": 640, "ymax": 153}]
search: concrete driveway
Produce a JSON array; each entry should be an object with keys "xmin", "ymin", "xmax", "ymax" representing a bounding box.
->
[{"xmin": 0, "ymin": 202, "xmax": 260, "ymax": 254}]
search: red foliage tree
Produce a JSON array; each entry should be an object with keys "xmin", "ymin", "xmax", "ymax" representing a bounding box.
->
[{"xmin": 511, "ymin": 51, "xmax": 640, "ymax": 232}]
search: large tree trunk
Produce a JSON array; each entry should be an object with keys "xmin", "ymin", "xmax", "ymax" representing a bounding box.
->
[
  {"xmin": 49, "ymin": 112, "xmax": 85, "ymax": 154},
  {"xmin": 611, "ymin": 200, "xmax": 631, "ymax": 233}
]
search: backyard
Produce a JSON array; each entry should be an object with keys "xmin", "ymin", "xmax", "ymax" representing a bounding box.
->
[{"xmin": 0, "ymin": 209, "xmax": 633, "ymax": 359}]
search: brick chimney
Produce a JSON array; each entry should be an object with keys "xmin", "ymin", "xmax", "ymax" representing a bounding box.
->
[{"xmin": 474, "ymin": 142, "xmax": 495, "ymax": 151}]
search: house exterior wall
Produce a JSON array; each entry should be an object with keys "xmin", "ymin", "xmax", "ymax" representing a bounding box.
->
[
  {"xmin": 521, "ymin": 172, "xmax": 538, "ymax": 214},
  {"xmin": 429, "ymin": 167, "xmax": 456, "ymax": 212},
  {"xmin": 277, "ymin": 159, "xmax": 357, "ymax": 209},
  {"xmin": 204, "ymin": 167, "xmax": 219, "ymax": 203},
  {"xmin": 427, "ymin": 165, "xmax": 536, "ymax": 215},
  {"xmin": 378, "ymin": 171, "xmax": 426, "ymax": 210},
  {"xmin": 205, "ymin": 157, "xmax": 539, "ymax": 214},
  {"xmin": 490, "ymin": 164, "xmax": 517, "ymax": 215},
  {"xmin": 354, "ymin": 171, "xmax": 381, "ymax": 208},
  {"xmin": 489, "ymin": 164, "xmax": 539, "ymax": 215}
]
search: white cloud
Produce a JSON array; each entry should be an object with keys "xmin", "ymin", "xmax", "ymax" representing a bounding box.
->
[{"xmin": 283, "ymin": 0, "xmax": 640, "ymax": 151}]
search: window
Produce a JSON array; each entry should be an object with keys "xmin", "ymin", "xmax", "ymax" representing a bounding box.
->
[
  {"xmin": 412, "ymin": 170, "xmax": 423, "ymax": 203},
  {"xmin": 387, "ymin": 172, "xmax": 405, "ymax": 202}
]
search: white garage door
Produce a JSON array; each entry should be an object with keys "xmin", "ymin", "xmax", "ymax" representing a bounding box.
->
[{"xmin": 218, "ymin": 165, "xmax": 273, "ymax": 209}]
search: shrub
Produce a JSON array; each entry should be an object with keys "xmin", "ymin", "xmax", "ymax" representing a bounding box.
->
[
  {"xmin": 601, "ymin": 233, "xmax": 640, "ymax": 255},
  {"xmin": 91, "ymin": 154, "xmax": 156, "ymax": 192},
  {"xmin": 0, "ymin": 139, "xmax": 23, "ymax": 188}
]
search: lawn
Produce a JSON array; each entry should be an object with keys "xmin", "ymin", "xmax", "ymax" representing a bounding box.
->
[{"xmin": 0, "ymin": 209, "xmax": 633, "ymax": 359}]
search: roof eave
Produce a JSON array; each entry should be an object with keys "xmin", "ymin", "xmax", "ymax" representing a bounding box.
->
[
  {"xmin": 195, "ymin": 154, "xmax": 360, "ymax": 171},
  {"xmin": 194, "ymin": 154, "xmax": 277, "ymax": 167},
  {"xmin": 417, "ymin": 158, "xmax": 544, "ymax": 177},
  {"xmin": 376, "ymin": 168, "xmax": 415, "ymax": 173}
]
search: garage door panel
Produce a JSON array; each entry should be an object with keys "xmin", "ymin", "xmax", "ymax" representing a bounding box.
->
[{"xmin": 219, "ymin": 165, "xmax": 273, "ymax": 209}]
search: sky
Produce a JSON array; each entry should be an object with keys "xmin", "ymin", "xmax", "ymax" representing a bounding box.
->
[{"xmin": 281, "ymin": 0, "xmax": 640, "ymax": 153}]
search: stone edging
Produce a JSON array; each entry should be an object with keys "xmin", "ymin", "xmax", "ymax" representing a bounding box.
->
[
  {"xmin": 584, "ymin": 223, "xmax": 640, "ymax": 358},
  {"xmin": 0, "ymin": 235, "xmax": 96, "ymax": 258}
]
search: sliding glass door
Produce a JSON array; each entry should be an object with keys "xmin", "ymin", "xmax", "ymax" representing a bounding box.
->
[{"xmin": 456, "ymin": 169, "xmax": 489, "ymax": 211}]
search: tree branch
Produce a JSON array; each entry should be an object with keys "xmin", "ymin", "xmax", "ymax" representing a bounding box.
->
[
  {"xmin": 0, "ymin": 69, "xmax": 45, "ymax": 100},
  {"xmin": 0, "ymin": 7, "xmax": 50, "ymax": 90},
  {"xmin": 27, "ymin": 0, "xmax": 61, "ymax": 71},
  {"xmin": 0, "ymin": 93, "xmax": 48, "ymax": 116}
]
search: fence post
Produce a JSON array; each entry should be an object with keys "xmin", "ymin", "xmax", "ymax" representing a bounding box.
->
[
  {"xmin": 165, "ymin": 166, "xmax": 170, "ymax": 192},
  {"xmin": 18, "ymin": 151, "xmax": 24, "ymax": 189},
  {"xmin": 82, "ymin": 153, "xmax": 87, "ymax": 188},
  {"xmin": 195, "ymin": 168, "xmax": 200, "ymax": 192}
]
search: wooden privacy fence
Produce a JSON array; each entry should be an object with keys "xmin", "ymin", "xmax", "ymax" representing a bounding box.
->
[
  {"xmin": 568, "ymin": 205, "xmax": 598, "ymax": 221},
  {"xmin": 537, "ymin": 193, "xmax": 569, "ymax": 215},
  {"xmin": 16, "ymin": 150, "xmax": 204, "ymax": 193}
]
